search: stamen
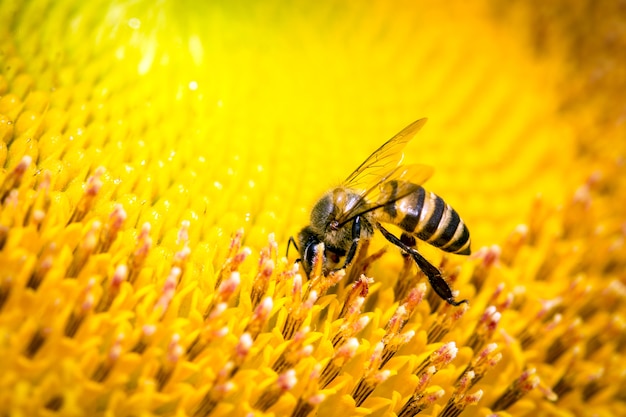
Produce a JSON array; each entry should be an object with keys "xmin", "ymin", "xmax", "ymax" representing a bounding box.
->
[
  {"xmin": 397, "ymin": 388, "xmax": 444, "ymax": 417},
  {"xmin": 204, "ymin": 271, "xmax": 240, "ymax": 318},
  {"xmin": 427, "ymin": 300, "xmax": 468, "ymax": 343},
  {"xmin": 351, "ymin": 342, "xmax": 388, "ymax": 407},
  {"xmin": 245, "ymin": 296, "xmax": 273, "ymax": 340},
  {"xmin": 68, "ymin": 166, "xmax": 105, "ymax": 224},
  {"xmin": 95, "ymin": 264, "xmax": 127, "ymax": 312},
  {"xmin": 64, "ymin": 277, "xmax": 96, "ymax": 337},
  {"xmin": 26, "ymin": 248, "xmax": 54, "ymax": 290},
  {"xmin": 214, "ymin": 228, "xmax": 249, "ymax": 288},
  {"xmin": 0, "ymin": 155, "xmax": 32, "ymax": 202},
  {"xmin": 501, "ymin": 224, "xmax": 528, "ymax": 266},
  {"xmin": 291, "ymin": 364, "xmax": 324, "ymax": 417},
  {"xmin": 155, "ymin": 333, "xmax": 184, "ymax": 391},
  {"xmin": 91, "ymin": 333, "xmax": 124, "ymax": 383},
  {"xmin": 272, "ymin": 327, "xmax": 313, "ymax": 373},
  {"xmin": 466, "ymin": 305, "xmax": 501, "ymax": 351},
  {"xmin": 282, "ymin": 271, "xmax": 320, "ymax": 339},
  {"xmin": 67, "ymin": 220, "xmax": 101, "ymax": 278},
  {"xmin": 491, "ymin": 368, "xmax": 540, "ymax": 411},
  {"xmin": 193, "ymin": 362, "xmax": 236, "ymax": 417},
  {"xmin": 379, "ymin": 288, "xmax": 425, "ymax": 366},
  {"xmin": 131, "ymin": 324, "xmax": 157, "ymax": 354},
  {"xmin": 128, "ymin": 222, "xmax": 152, "ymax": 284},
  {"xmin": 98, "ymin": 203, "xmax": 126, "ymax": 252},
  {"xmin": 470, "ymin": 245, "xmax": 500, "ymax": 292},
  {"xmin": 319, "ymin": 337, "xmax": 359, "ymax": 388},
  {"xmin": 250, "ymin": 258, "xmax": 274, "ymax": 308},
  {"xmin": 455, "ymin": 343, "xmax": 502, "ymax": 388},
  {"xmin": 23, "ymin": 326, "xmax": 50, "ymax": 359},
  {"xmin": 253, "ymin": 369, "xmax": 297, "ymax": 412},
  {"xmin": 439, "ymin": 389, "xmax": 483, "ymax": 417},
  {"xmin": 153, "ymin": 266, "xmax": 181, "ymax": 319},
  {"xmin": 414, "ymin": 342, "xmax": 459, "ymax": 377}
]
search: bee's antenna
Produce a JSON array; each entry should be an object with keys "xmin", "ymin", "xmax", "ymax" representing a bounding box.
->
[{"xmin": 286, "ymin": 236, "xmax": 300, "ymax": 258}]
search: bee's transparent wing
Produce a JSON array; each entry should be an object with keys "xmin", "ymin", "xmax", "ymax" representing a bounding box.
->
[
  {"xmin": 337, "ymin": 165, "xmax": 434, "ymax": 227},
  {"xmin": 343, "ymin": 118, "xmax": 429, "ymax": 190}
]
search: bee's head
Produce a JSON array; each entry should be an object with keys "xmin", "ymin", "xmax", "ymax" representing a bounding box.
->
[{"xmin": 301, "ymin": 188, "xmax": 362, "ymax": 275}]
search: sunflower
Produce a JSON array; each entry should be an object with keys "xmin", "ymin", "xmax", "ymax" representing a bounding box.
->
[{"xmin": 1, "ymin": 1, "xmax": 624, "ymax": 416}]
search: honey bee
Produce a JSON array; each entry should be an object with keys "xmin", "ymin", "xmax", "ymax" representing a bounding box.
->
[{"xmin": 289, "ymin": 118, "xmax": 471, "ymax": 306}]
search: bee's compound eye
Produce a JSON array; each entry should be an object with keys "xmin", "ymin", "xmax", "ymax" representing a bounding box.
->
[{"xmin": 302, "ymin": 241, "xmax": 319, "ymax": 274}]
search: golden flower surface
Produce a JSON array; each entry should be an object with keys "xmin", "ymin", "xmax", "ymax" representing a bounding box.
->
[{"xmin": 1, "ymin": 0, "xmax": 625, "ymax": 416}]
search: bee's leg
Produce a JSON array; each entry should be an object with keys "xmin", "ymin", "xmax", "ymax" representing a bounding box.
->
[
  {"xmin": 341, "ymin": 215, "xmax": 362, "ymax": 269},
  {"xmin": 376, "ymin": 222, "xmax": 468, "ymax": 306},
  {"xmin": 399, "ymin": 233, "xmax": 416, "ymax": 258},
  {"xmin": 286, "ymin": 236, "xmax": 301, "ymax": 262}
]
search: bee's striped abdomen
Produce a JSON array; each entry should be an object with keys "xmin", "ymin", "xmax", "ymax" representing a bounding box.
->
[{"xmin": 378, "ymin": 183, "xmax": 471, "ymax": 255}]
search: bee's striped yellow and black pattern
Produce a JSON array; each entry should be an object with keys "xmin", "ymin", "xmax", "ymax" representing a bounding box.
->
[{"xmin": 376, "ymin": 181, "xmax": 471, "ymax": 255}]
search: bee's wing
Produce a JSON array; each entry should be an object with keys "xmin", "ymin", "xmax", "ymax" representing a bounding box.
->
[
  {"xmin": 336, "ymin": 164, "xmax": 434, "ymax": 225},
  {"xmin": 343, "ymin": 118, "xmax": 428, "ymax": 190}
]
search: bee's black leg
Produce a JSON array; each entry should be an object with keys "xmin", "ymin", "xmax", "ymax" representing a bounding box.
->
[
  {"xmin": 341, "ymin": 215, "xmax": 361, "ymax": 269},
  {"xmin": 399, "ymin": 233, "xmax": 416, "ymax": 258},
  {"xmin": 286, "ymin": 236, "xmax": 301, "ymax": 261},
  {"xmin": 376, "ymin": 223, "xmax": 468, "ymax": 306}
]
